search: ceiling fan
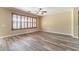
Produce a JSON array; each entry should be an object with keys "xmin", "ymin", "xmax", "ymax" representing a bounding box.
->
[
  {"xmin": 28, "ymin": 8, "xmax": 47, "ymax": 15},
  {"xmin": 36, "ymin": 8, "xmax": 47, "ymax": 15}
]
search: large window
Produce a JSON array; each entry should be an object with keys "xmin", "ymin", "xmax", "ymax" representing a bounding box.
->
[{"xmin": 12, "ymin": 13, "xmax": 37, "ymax": 30}]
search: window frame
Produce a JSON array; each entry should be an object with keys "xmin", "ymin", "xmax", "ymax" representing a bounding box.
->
[{"xmin": 11, "ymin": 13, "xmax": 37, "ymax": 30}]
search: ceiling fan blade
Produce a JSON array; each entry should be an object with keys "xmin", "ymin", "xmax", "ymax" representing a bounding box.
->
[{"xmin": 44, "ymin": 11, "xmax": 47, "ymax": 13}]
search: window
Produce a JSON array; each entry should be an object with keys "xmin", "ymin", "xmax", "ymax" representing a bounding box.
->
[
  {"xmin": 33, "ymin": 18, "xmax": 37, "ymax": 27},
  {"xmin": 12, "ymin": 13, "xmax": 37, "ymax": 30},
  {"xmin": 25, "ymin": 17, "xmax": 28, "ymax": 28}
]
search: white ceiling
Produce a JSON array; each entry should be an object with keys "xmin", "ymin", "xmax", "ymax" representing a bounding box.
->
[{"xmin": 15, "ymin": 7, "xmax": 73, "ymax": 16}]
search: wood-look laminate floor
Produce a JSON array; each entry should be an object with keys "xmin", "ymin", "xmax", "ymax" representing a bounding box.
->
[{"xmin": 0, "ymin": 31, "xmax": 79, "ymax": 51}]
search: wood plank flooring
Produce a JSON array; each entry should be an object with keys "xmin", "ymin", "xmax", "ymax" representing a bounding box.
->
[{"xmin": 0, "ymin": 31, "xmax": 79, "ymax": 51}]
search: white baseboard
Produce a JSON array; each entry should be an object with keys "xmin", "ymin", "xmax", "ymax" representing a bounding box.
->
[
  {"xmin": 0, "ymin": 37, "xmax": 3, "ymax": 39},
  {"xmin": 42, "ymin": 30, "xmax": 79, "ymax": 39},
  {"xmin": 73, "ymin": 37, "xmax": 78, "ymax": 39},
  {"xmin": 72, "ymin": 35, "xmax": 78, "ymax": 39},
  {"xmin": 0, "ymin": 31, "xmax": 39, "ymax": 38},
  {"xmin": 42, "ymin": 30, "xmax": 72, "ymax": 36},
  {"xmin": 0, "ymin": 30, "xmax": 78, "ymax": 39}
]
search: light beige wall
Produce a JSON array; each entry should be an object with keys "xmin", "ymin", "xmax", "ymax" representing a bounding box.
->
[
  {"xmin": 41, "ymin": 10, "xmax": 72, "ymax": 35},
  {"xmin": 0, "ymin": 8, "xmax": 40, "ymax": 37},
  {"xmin": 0, "ymin": 7, "xmax": 78, "ymax": 38}
]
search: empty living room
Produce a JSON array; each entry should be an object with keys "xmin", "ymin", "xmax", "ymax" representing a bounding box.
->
[{"xmin": 0, "ymin": 7, "xmax": 78, "ymax": 51}]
